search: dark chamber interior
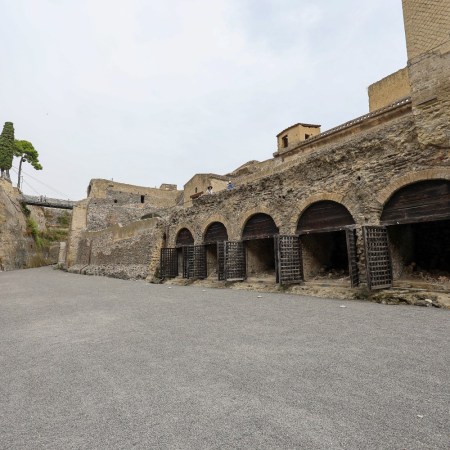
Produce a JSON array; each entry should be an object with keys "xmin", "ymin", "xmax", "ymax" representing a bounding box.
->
[
  {"xmin": 205, "ymin": 244, "xmax": 218, "ymax": 277},
  {"xmin": 246, "ymin": 238, "xmax": 275, "ymax": 277},
  {"xmin": 301, "ymin": 230, "xmax": 349, "ymax": 278},
  {"xmin": 388, "ymin": 219, "xmax": 450, "ymax": 277}
]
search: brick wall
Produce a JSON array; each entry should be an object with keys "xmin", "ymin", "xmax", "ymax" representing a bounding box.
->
[{"xmin": 402, "ymin": 0, "xmax": 450, "ymax": 60}]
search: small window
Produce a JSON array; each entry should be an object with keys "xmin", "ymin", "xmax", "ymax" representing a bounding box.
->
[
  {"xmin": 305, "ymin": 134, "xmax": 310, "ymax": 140},
  {"xmin": 195, "ymin": 187, "xmax": 198, "ymax": 193},
  {"xmin": 282, "ymin": 135, "xmax": 288, "ymax": 148},
  {"xmin": 141, "ymin": 195, "xmax": 145, "ymax": 203},
  {"xmin": 114, "ymin": 199, "xmax": 118, "ymax": 204}
]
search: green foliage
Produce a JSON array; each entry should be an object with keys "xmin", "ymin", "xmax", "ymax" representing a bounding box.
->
[
  {"xmin": 42, "ymin": 227, "xmax": 68, "ymax": 242},
  {"xmin": 57, "ymin": 211, "xmax": 70, "ymax": 227},
  {"xmin": 26, "ymin": 217, "xmax": 68, "ymax": 249},
  {"xmin": 20, "ymin": 202, "xmax": 31, "ymax": 217},
  {"xmin": 26, "ymin": 217, "xmax": 39, "ymax": 241},
  {"xmin": 0, "ymin": 122, "xmax": 15, "ymax": 171},
  {"xmin": 14, "ymin": 140, "xmax": 43, "ymax": 170}
]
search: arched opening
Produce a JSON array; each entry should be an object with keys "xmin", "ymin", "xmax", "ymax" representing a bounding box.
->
[
  {"xmin": 242, "ymin": 213, "xmax": 279, "ymax": 282},
  {"xmin": 381, "ymin": 180, "xmax": 450, "ymax": 288},
  {"xmin": 175, "ymin": 228, "xmax": 194, "ymax": 277},
  {"xmin": 297, "ymin": 201, "xmax": 356, "ymax": 284},
  {"xmin": 203, "ymin": 222, "xmax": 228, "ymax": 279}
]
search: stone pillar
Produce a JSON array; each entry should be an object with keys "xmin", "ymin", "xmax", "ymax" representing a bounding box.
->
[
  {"xmin": 402, "ymin": 0, "xmax": 450, "ymax": 148},
  {"xmin": 58, "ymin": 242, "xmax": 67, "ymax": 268}
]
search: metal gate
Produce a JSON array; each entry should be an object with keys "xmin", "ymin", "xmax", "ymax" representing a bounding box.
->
[
  {"xmin": 160, "ymin": 248, "xmax": 178, "ymax": 278},
  {"xmin": 275, "ymin": 235, "xmax": 303, "ymax": 285},
  {"xmin": 363, "ymin": 226, "xmax": 392, "ymax": 290},
  {"xmin": 217, "ymin": 241, "xmax": 225, "ymax": 281},
  {"xmin": 182, "ymin": 245, "xmax": 194, "ymax": 278},
  {"xmin": 193, "ymin": 245, "xmax": 206, "ymax": 279},
  {"xmin": 224, "ymin": 241, "xmax": 246, "ymax": 281},
  {"xmin": 182, "ymin": 245, "xmax": 206, "ymax": 279},
  {"xmin": 345, "ymin": 228, "xmax": 359, "ymax": 287}
]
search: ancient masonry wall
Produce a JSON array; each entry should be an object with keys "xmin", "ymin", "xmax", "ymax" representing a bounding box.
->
[
  {"xmin": 68, "ymin": 218, "xmax": 164, "ymax": 280},
  {"xmin": 164, "ymin": 112, "xmax": 450, "ymax": 284},
  {"xmin": 402, "ymin": 0, "xmax": 450, "ymax": 60},
  {"xmin": 86, "ymin": 199, "xmax": 167, "ymax": 231},
  {"xmin": 403, "ymin": 0, "xmax": 450, "ymax": 149},
  {"xmin": 85, "ymin": 179, "xmax": 182, "ymax": 231},
  {"xmin": 66, "ymin": 107, "xmax": 450, "ymax": 282},
  {"xmin": 368, "ymin": 68, "xmax": 410, "ymax": 112},
  {"xmin": 65, "ymin": 0, "xmax": 450, "ymax": 284}
]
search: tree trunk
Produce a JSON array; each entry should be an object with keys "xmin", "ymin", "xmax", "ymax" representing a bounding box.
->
[{"xmin": 17, "ymin": 157, "xmax": 23, "ymax": 189}]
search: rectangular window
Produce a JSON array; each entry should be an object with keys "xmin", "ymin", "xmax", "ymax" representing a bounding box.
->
[
  {"xmin": 141, "ymin": 195, "xmax": 145, "ymax": 203},
  {"xmin": 282, "ymin": 135, "xmax": 288, "ymax": 148}
]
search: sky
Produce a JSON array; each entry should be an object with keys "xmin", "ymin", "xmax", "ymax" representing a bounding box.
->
[{"xmin": 0, "ymin": 0, "xmax": 407, "ymax": 200}]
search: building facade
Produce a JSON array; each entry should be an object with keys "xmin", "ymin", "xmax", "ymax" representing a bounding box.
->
[{"xmin": 66, "ymin": 0, "xmax": 450, "ymax": 295}]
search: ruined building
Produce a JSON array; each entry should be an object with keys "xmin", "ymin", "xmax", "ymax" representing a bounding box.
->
[{"xmin": 66, "ymin": 0, "xmax": 450, "ymax": 295}]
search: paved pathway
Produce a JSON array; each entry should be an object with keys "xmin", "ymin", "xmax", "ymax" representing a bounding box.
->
[{"xmin": 1, "ymin": 267, "xmax": 449, "ymax": 449}]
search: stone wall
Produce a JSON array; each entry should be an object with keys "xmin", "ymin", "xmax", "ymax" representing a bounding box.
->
[
  {"xmin": 65, "ymin": 0, "xmax": 450, "ymax": 290},
  {"xmin": 84, "ymin": 178, "xmax": 183, "ymax": 231},
  {"xmin": 276, "ymin": 123, "xmax": 321, "ymax": 154},
  {"xmin": 407, "ymin": 41, "xmax": 450, "ymax": 149},
  {"xmin": 368, "ymin": 68, "xmax": 411, "ymax": 112},
  {"xmin": 0, "ymin": 179, "xmax": 63, "ymax": 270},
  {"xmin": 66, "ymin": 200, "xmax": 88, "ymax": 269},
  {"xmin": 164, "ymin": 111, "xmax": 450, "ymax": 284},
  {"xmin": 86, "ymin": 199, "xmax": 168, "ymax": 231},
  {"xmin": 68, "ymin": 218, "xmax": 163, "ymax": 280},
  {"xmin": 402, "ymin": 0, "xmax": 450, "ymax": 60},
  {"xmin": 88, "ymin": 178, "xmax": 181, "ymax": 205},
  {"xmin": 0, "ymin": 179, "xmax": 28, "ymax": 270},
  {"xmin": 183, "ymin": 174, "xmax": 230, "ymax": 207}
]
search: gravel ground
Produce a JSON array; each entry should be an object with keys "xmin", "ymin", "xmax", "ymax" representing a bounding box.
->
[{"xmin": 0, "ymin": 267, "xmax": 449, "ymax": 449}]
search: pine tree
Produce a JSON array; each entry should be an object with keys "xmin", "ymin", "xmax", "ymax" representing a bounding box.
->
[
  {"xmin": 0, "ymin": 122, "xmax": 15, "ymax": 180},
  {"xmin": 14, "ymin": 140, "xmax": 43, "ymax": 189}
]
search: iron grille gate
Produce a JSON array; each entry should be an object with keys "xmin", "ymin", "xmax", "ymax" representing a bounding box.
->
[
  {"xmin": 224, "ymin": 241, "xmax": 246, "ymax": 281},
  {"xmin": 182, "ymin": 246, "xmax": 194, "ymax": 278},
  {"xmin": 182, "ymin": 245, "xmax": 206, "ymax": 279},
  {"xmin": 345, "ymin": 229, "xmax": 359, "ymax": 287},
  {"xmin": 275, "ymin": 235, "xmax": 304, "ymax": 285},
  {"xmin": 363, "ymin": 226, "xmax": 392, "ymax": 290},
  {"xmin": 193, "ymin": 245, "xmax": 206, "ymax": 279},
  {"xmin": 217, "ymin": 241, "xmax": 225, "ymax": 281},
  {"xmin": 160, "ymin": 248, "xmax": 178, "ymax": 278}
]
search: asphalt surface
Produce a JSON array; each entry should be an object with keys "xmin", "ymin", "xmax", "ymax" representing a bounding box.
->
[{"xmin": 0, "ymin": 267, "xmax": 449, "ymax": 450}]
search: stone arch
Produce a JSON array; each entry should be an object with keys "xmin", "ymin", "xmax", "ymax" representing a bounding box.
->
[
  {"xmin": 199, "ymin": 214, "xmax": 233, "ymax": 242},
  {"xmin": 292, "ymin": 196, "xmax": 357, "ymax": 284},
  {"xmin": 380, "ymin": 179, "xmax": 450, "ymax": 225},
  {"xmin": 376, "ymin": 168, "xmax": 450, "ymax": 208},
  {"xmin": 378, "ymin": 176, "xmax": 450, "ymax": 281},
  {"xmin": 174, "ymin": 226, "xmax": 195, "ymax": 247},
  {"xmin": 203, "ymin": 222, "xmax": 229, "ymax": 244},
  {"xmin": 297, "ymin": 200, "xmax": 355, "ymax": 234},
  {"xmin": 237, "ymin": 206, "xmax": 281, "ymax": 239},
  {"xmin": 287, "ymin": 192, "xmax": 356, "ymax": 233},
  {"xmin": 241, "ymin": 212, "xmax": 279, "ymax": 240},
  {"xmin": 239, "ymin": 210, "xmax": 279, "ymax": 282}
]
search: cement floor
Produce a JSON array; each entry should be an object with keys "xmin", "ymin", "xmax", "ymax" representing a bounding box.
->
[{"xmin": 1, "ymin": 267, "xmax": 449, "ymax": 449}]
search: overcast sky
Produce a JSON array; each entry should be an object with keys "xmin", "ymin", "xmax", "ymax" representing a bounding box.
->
[{"xmin": 1, "ymin": 0, "xmax": 407, "ymax": 200}]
